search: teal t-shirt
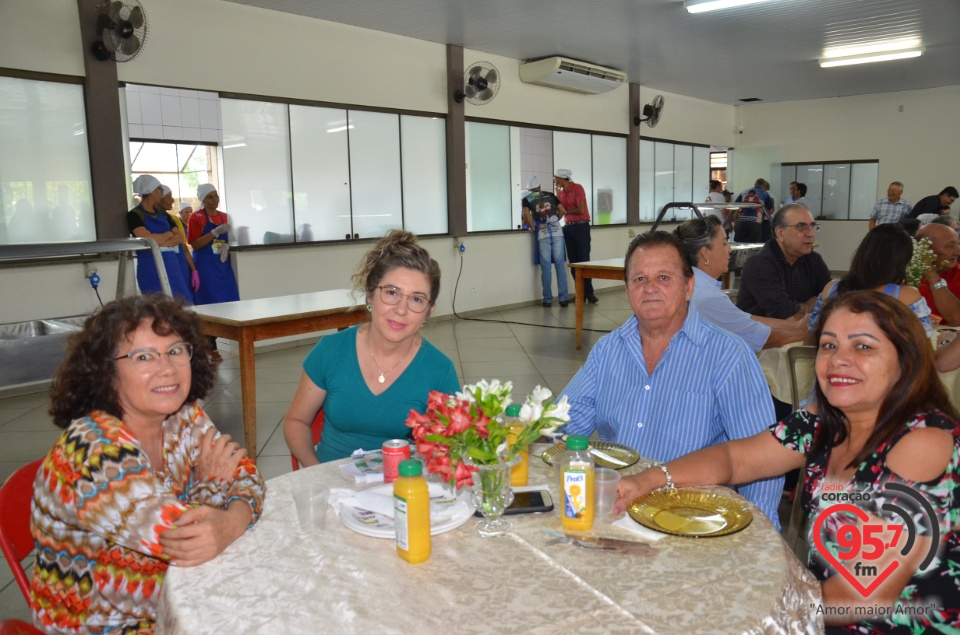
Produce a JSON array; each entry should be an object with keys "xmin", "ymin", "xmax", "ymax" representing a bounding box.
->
[{"xmin": 303, "ymin": 325, "xmax": 460, "ymax": 462}]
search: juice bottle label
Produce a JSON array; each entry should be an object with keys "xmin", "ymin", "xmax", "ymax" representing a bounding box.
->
[
  {"xmin": 394, "ymin": 495, "xmax": 410, "ymax": 550},
  {"xmin": 562, "ymin": 469, "xmax": 588, "ymax": 519}
]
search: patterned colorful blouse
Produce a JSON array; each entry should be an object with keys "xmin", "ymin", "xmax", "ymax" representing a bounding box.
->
[
  {"xmin": 771, "ymin": 409, "xmax": 960, "ymax": 633},
  {"xmin": 30, "ymin": 403, "xmax": 266, "ymax": 634}
]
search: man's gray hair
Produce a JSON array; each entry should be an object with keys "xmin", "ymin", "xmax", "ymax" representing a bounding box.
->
[
  {"xmin": 890, "ymin": 181, "xmax": 905, "ymax": 190},
  {"xmin": 772, "ymin": 203, "xmax": 808, "ymax": 231},
  {"xmin": 754, "ymin": 178, "xmax": 770, "ymax": 189}
]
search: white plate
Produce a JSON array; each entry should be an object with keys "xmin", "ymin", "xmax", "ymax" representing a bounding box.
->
[{"xmin": 339, "ymin": 482, "xmax": 475, "ymax": 539}]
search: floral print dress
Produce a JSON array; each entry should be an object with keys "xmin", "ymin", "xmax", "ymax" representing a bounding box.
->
[{"xmin": 771, "ymin": 409, "xmax": 960, "ymax": 634}]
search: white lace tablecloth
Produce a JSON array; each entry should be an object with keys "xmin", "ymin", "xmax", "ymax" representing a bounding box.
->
[{"xmin": 157, "ymin": 454, "xmax": 823, "ymax": 635}]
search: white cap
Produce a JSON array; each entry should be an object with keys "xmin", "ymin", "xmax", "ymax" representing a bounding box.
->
[
  {"xmin": 132, "ymin": 175, "xmax": 161, "ymax": 196},
  {"xmin": 555, "ymin": 169, "xmax": 572, "ymax": 180},
  {"xmin": 197, "ymin": 183, "xmax": 217, "ymax": 202},
  {"xmin": 178, "ymin": 202, "xmax": 192, "ymax": 212},
  {"xmin": 527, "ymin": 176, "xmax": 540, "ymax": 190},
  {"xmin": 160, "ymin": 184, "xmax": 171, "ymax": 197}
]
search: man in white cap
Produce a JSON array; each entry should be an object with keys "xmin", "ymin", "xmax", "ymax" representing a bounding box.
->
[
  {"xmin": 521, "ymin": 176, "xmax": 568, "ymax": 307},
  {"xmin": 555, "ymin": 169, "xmax": 598, "ymax": 303}
]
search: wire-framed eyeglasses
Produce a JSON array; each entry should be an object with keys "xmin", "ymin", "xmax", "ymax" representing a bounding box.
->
[
  {"xmin": 377, "ymin": 285, "xmax": 430, "ymax": 313},
  {"xmin": 114, "ymin": 343, "xmax": 194, "ymax": 369},
  {"xmin": 785, "ymin": 222, "xmax": 821, "ymax": 233}
]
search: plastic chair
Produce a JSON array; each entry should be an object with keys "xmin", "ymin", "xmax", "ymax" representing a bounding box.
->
[
  {"xmin": 0, "ymin": 459, "xmax": 43, "ymax": 606},
  {"xmin": 290, "ymin": 409, "xmax": 325, "ymax": 471},
  {"xmin": 0, "ymin": 620, "xmax": 44, "ymax": 635},
  {"xmin": 786, "ymin": 345, "xmax": 817, "ymax": 412}
]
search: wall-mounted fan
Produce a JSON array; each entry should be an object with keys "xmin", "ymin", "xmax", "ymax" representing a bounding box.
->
[
  {"xmin": 91, "ymin": 1, "xmax": 148, "ymax": 62},
  {"xmin": 634, "ymin": 95, "xmax": 665, "ymax": 127},
  {"xmin": 453, "ymin": 62, "xmax": 501, "ymax": 106}
]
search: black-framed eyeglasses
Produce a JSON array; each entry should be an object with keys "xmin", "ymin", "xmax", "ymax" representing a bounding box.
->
[
  {"xmin": 785, "ymin": 222, "xmax": 821, "ymax": 233},
  {"xmin": 115, "ymin": 343, "xmax": 194, "ymax": 369},
  {"xmin": 377, "ymin": 285, "xmax": 430, "ymax": 313}
]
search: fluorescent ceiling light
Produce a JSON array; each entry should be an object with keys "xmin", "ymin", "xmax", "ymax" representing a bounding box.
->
[
  {"xmin": 684, "ymin": 0, "xmax": 773, "ymax": 14},
  {"xmin": 819, "ymin": 49, "xmax": 923, "ymax": 68},
  {"xmin": 823, "ymin": 38, "xmax": 921, "ymax": 59}
]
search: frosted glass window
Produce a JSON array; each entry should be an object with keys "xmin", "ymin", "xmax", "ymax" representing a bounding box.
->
[
  {"xmin": 639, "ymin": 140, "xmax": 655, "ymax": 222},
  {"xmin": 592, "ymin": 136, "xmax": 627, "ymax": 225},
  {"xmin": 654, "ymin": 142, "xmax": 675, "ymax": 220},
  {"xmin": 290, "ymin": 105, "xmax": 351, "ymax": 242},
  {"xmin": 466, "ymin": 122, "xmax": 511, "ymax": 231},
  {"xmin": 220, "ymin": 99, "xmax": 294, "ymax": 246},
  {"xmin": 796, "ymin": 165, "xmax": 823, "ymax": 218},
  {"xmin": 821, "ymin": 164, "xmax": 850, "ymax": 220},
  {"xmin": 349, "ymin": 111, "xmax": 402, "ymax": 239},
  {"xmin": 0, "ymin": 77, "xmax": 95, "ymax": 244},
  {"xmin": 850, "ymin": 163, "xmax": 879, "ymax": 220},
  {"xmin": 553, "ymin": 132, "xmax": 592, "ymax": 222},
  {"xmin": 400, "ymin": 116, "xmax": 447, "ymax": 236},
  {"xmin": 781, "ymin": 166, "xmax": 796, "ymax": 202},
  {"xmin": 693, "ymin": 147, "xmax": 709, "ymax": 204}
]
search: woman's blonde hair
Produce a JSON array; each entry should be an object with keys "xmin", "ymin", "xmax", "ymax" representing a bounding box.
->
[{"xmin": 352, "ymin": 230, "xmax": 441, "ymax": 303}]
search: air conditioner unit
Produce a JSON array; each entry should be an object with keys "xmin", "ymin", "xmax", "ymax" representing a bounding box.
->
[{"xmin": 519, "ymin": 57, "xmax": 626, "ymax": 94}]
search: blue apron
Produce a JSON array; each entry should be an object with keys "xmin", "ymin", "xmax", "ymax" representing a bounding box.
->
[
  {"xmin": 192, "ymin": 211, "xmax": 240, "ymax": 305},
  {"xmin": 134, "ymin": 206, "xmax": 193, "ymax": 302}
]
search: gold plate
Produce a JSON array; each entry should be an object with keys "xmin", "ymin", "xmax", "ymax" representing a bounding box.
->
[
  {"xmin": 539, "ymin": 441, "xmax": 640, "ymax": 470},
  {"xmin": 627, "ymin": 489, "xmax": 752, "ymax": 538}
]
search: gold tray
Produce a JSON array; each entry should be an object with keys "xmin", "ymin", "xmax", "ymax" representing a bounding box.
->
[
  {"xmin": 627, "ymin": 489, "xmax": 752, "ymax": 538},
  {"xmin": 539, "ymin": 441, "xmax": 640, "ymax": 470}
]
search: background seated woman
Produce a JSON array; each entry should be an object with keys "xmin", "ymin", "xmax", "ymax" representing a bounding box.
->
[
  {"xmin": 616, "ymin": 291, "xmax": 959, "ymax": 632},
  {"xmin": 674, "ymin": 216, "xmax": 807, "ymax": 352},
  {"xmin": 283, "ymin": 230, "xmax": 459, "ymax": 466},
  {"xmin": 31, "ymin": 295, "xmax": 265, "ymax": 634},
  {"xmin": 807, "ymin": 223, "xmax": 934, "ymax": 336}
]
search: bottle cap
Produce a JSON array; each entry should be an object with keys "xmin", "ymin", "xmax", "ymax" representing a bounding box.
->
[
  {"xmin": 566, "ymin": 435, "xmax": 589, "ymax": 451},
  {"xmin": 398, "ymin": 459, "xmax": 422, "ymax": 477},
  {"xmin": 505, "ymin": 404, "xmax": 522, "ymax": 417}
]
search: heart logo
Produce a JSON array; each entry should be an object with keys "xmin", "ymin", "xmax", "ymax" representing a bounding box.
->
[{"xmin": 812, "ymin": 503, "xmax": 900, "ymax": 597}]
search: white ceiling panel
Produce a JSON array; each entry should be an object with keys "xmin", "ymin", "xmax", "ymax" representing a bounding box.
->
[{"xmin": 222, "ymin": 0, "xmax": 960, "ymax": 104}]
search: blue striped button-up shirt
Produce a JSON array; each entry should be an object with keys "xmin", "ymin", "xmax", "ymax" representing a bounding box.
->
[{"xmin": 561, "ymin": 304, "xmax": 783, "ymax": 527}]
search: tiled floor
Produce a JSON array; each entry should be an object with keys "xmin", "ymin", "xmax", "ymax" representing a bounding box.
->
[{"xmin": 0, "ymin": 289, "xmax": 630, "ymax": 621}]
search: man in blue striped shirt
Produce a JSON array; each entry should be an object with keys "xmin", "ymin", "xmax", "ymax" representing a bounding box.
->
[{"xmin": 561, "ymin": 231, "xmax": 784, "ymax": 527}]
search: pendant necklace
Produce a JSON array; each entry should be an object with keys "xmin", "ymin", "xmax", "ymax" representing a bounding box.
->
[{"xmin": 368, "ymin": 329, "xmax": 418, "ymax": 384}]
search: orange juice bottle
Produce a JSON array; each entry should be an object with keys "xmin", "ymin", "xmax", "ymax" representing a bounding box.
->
[
  {"xmin": 394, "ymin": 459, "xmax": 431, "ymax": 563},
  {"xmin": 504, "ymin": 404, "xmax": 529, "ymax": 486},
  {"xmin": 559, "ymin": 435, "xmax": 595, "ymax": 531}
]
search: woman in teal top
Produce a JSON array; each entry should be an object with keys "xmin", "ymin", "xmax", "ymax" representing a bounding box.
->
[{"xmin": 283, "ymin": 230, "xmax": 459, "ymax": 465}]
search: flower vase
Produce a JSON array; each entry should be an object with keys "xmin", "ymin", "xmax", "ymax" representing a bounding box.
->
[{"xmin": 469, "ymin": 456, "xmax": 519, "ymax": 538}]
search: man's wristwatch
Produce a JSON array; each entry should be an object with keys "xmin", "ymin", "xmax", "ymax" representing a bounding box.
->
[{"xmin": 932, "ymin": 279, "xmax": 948, "ymax": 291}]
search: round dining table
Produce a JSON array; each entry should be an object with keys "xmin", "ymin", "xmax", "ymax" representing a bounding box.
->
[{"xmin": 158, "ymin": 449, "xmax": 823, "ymax": 634}]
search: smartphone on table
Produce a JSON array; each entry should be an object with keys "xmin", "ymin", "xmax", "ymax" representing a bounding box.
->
[{"xmin": 474, "ymin": 489, "xmax": 554, "ymax": 516}]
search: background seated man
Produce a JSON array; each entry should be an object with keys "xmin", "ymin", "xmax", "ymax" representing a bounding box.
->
[
  {"xmin": 560, "ymin": 231, "xmax": 783, "ymax": 527},
  {"xmin": 736, "ymin": 204, "xmax": 832, "ymax": 320},
  {"xmin": 917, "ymin": 221, "xmax": 960, "ymax": 325}
]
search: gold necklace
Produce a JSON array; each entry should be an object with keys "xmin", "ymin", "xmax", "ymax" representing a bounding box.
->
[{"xmin": 367, "ymin": 329, "xmax": 418, "ymax": 384}]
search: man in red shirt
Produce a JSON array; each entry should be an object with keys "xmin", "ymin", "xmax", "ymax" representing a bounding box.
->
[
  {"xmin": 917, "ymin": 222, "xmax": 960, "ymax": 325},
  {"xmin": 555, "ymin": 169, "xmax": 599, "ymax": 304}
]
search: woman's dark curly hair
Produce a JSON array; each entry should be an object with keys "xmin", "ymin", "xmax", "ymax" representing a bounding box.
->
[{"xmin": 49, "ymin": 294, "xmax": 215, "ymax": 429}]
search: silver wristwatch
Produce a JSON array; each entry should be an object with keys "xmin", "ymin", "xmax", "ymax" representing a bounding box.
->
[{"xmin": 932, "ymin": 279, "xmax": 948, "ymax": 291}]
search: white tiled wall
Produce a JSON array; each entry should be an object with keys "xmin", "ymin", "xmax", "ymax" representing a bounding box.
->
[
  {"xmin": 124, "ymin": 84, "xmax": 221, "ymax": 143},
  {"xmin": 519, "ymin": 128, "xmax": 554, "ymax": 195}
]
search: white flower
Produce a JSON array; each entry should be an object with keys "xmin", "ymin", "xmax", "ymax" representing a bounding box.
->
[
  {"xmin": 546, "ymin": 395, "xmax": 571, "ymax": 423},
  {"xmin": 518, "ymin": 402, "xmax": 544, "ymax": 424},
  {"xmin": 528, "ymin": 385, "xmax": 553, "ymax": 406}
]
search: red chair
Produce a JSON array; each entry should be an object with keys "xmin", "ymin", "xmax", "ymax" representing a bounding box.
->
[
  {"xmin": 0, "ymin": 459, "xmax": 43, "ymax": 606},
  {"xmin": 0, "ymin": 620, "xmax": 44, "ymax": 635},
  {"xmin": 290, "ymin": 409, "xmax": 324, "ymax": 471}
]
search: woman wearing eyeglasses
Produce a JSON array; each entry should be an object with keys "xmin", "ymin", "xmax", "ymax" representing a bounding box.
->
[
  {"xmin": 807, "ymin": 223, "xmax": 934, "ymax": 336},
  {"xmin": 31, "ymin": 294, "xmax": 265, "ymax": 633},
  {"xmin": 284, "ymin": 230, "xmax": 459, "ymax": 466}
]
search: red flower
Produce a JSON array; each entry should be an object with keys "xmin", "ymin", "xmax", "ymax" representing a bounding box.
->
[{"xmin": 454, "ymin": 460, "xmax": 478, "ymax": 489}]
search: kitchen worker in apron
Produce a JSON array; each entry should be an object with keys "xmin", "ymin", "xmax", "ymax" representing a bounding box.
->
[
  {"xmin": 127, "ymin": 174, "xmax": 194, "ymax": 302},
  {"xmin": 188, "ymin": 183, "xmax": 240, "ymax": 362},
  {"xmin": 158, "ymin": 184, "xmax": 199, "ymax": 301}
]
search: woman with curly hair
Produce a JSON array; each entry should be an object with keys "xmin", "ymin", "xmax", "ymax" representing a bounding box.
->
[
  {"xmin": 31, "ymin": 294, "xmax": 265, "ymax": 634},
  {"xmin": 283, "ymin": 229, "xmax": 459, "ymax": 466}
]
